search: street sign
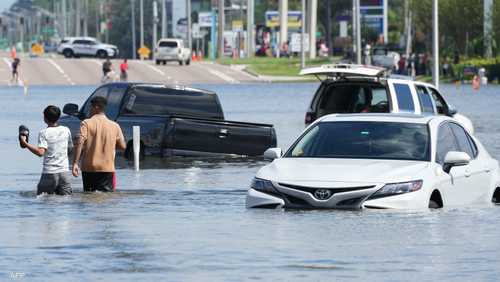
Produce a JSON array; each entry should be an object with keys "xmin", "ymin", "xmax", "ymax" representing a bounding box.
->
[
  {"xmin": 232, "ymin": 20, "xmax": 243, "ymax": 32},
  {"xmin": 198, "ymin": 12, "xmax": 213, "ymax": 27},
  {"xmin": 290, "ymin": 33, "xmax": 309, "ymax": 53},
  {"xmin": 138, "ymin": 46, "xmax": 151, "ymax": 59},
  {"xmin": 31, "ymin": 43, "xmax": 44, "ymax": 56}
]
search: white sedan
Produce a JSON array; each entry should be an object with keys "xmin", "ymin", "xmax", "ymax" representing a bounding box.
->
[{"xmin": 246, "ymin": 114, "xmax": 500, "ymax": 209}]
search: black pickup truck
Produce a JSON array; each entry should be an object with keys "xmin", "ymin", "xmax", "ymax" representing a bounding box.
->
[{"xmin": 59, "ymin": 82, "xmax": 277, "ymax": 158}]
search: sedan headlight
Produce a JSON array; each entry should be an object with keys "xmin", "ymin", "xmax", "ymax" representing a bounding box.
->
[
  {"xmin": 251, "ymin": 178, "xmax": 277, "ymax": 194},
  {"xmin": 368, "ymin": 180, "xmax": 423, "ymax": 200}
]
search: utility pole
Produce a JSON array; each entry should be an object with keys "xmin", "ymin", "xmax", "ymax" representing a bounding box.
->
[
  {"xmin": 153, "ymin": 1, "xmax": 158, "ymax": 61},
  {"xmin": 161, "ymin": 0, "xmax": 167, "ymax": 38},
  {"xmin": 140, "ymin": 0, "xmax": 144, "ymax": 48},
  {"xmin": 352, "ymin": 0, "xmax": 356, "ymax": 60},
  {"xmin": 404, "ymin": 0, "xmax": 412, "ymax": 58},
  {"xmin": 76, "ymin": 0, "xmax": 81, "ymax": 36},
  {"xmin": 217, "ymin": 0, "xmax": 224, "ymax": 58},
  {"xmin": 308, "ymin": 0, "xmax": 317, "ymax": 59},
  {"xmin": 432, "ymin": 0, "xmax": 439, "ymax": 88},
  {"xmin": 83, "ymin": 0, "xmax": 88, "ymax": 37},
  {"xmin": 279, "ymin": 0, "xmax": 288, "ymax": 57},
  {"xmin": 131, "ymin": 0, "xmax": 136, "ymax": 59},
  {"xmin": 326, "ymin": 0, "xmax": 332, "ymax": 56},
  {"xmin": 187, "ymin": 0, "xmax": 192, "ymax": 51},
  {"xmin": 383, "ymin": 0, "xmax": 388, "ymax": 44},
  {"xmin": 300, "ymin": 0, "xmax": 305, "ymax": 69},
  {"xmin": 484, "ymin": 0, "xmax": 493, "ymax": 58},
  {"xmin": 246, "ymin": 0, "xmax": 254, "ymax": 57},
  {"xmin": 355, "ymin": 0, "xmax": 361, "ymax": 64},
  {"xmin": 62, "ymin": 0, "xmax": 67, "ymax": 37}
]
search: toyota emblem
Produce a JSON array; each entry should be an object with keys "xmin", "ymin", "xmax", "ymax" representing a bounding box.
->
[{"xmin": 314, "ymin": 189, "xmax": 332, "ymax": 200}]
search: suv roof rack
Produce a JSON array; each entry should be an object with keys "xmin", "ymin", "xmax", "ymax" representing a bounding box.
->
[{"xmin": 299, "ymin": 64, "xmax": 388, "ymax": 81}]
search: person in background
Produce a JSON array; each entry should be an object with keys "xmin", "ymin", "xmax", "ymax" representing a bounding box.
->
[
  {"xmin": 72, "ymin": 96, "xmax": 126, "ymax": 192},
  {"xmin": 101, "ymin": 58, "xmax": 113, "ymax": 82},
  {"xmin": 120, "ymin": 59, "xmax": 128, "ymax": 82},
  {"xmin": 19, "ymin": 106, "xmax": 73, "ymax": 195},
  {"xmin": 11, "ymin": 58, "xmax": 20, "ymax": 84}
]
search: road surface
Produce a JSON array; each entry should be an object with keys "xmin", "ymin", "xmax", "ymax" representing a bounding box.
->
[{"xmin": 0, "ymin": 54, "xmax": 262, "ymax": 86}]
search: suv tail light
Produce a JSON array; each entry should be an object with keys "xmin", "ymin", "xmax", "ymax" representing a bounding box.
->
[{"xmin": 305, "ymin": 112, "xmax": 316, "ymax": 124}]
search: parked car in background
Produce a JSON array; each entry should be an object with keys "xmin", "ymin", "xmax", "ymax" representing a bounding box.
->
[
  {"xmin": 60, "ymin": 83, "xmax": 277, "ymax": 159},
  {"xmin": 57, "ymin": 37, "xmax": 119, "ymax": 58},
  {"xmin": 154, "ymin": 38, "xmax": 191, "ymax": 65},
  {"xmin": 246, "ymin": 114, "xmax": 500, "ymax": 210},
  {"xmin": 300, "ymin": 64, "xmax": 474, "ymax": 133}
]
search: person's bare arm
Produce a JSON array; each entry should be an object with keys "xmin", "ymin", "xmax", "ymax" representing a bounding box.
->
[
  {"xmin": 72, "ymin": 139, "xmax": 83, "ymax": 177},
  {"xmin": 20, "ymin": 136, "xmax": 46, "ymax": 157},
  {"xmin": 116, "ymin": 126, "xmax": 127, "ymax": 151}
]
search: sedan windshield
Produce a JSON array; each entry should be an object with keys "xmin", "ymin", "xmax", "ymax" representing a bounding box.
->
[{"xmin": 286, "ymin": 121, "xmax": 430, "ymax": 161}]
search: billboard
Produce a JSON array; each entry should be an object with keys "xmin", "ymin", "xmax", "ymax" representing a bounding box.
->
[
  {"xmin": 360, "ymin": 0, "xmax": 384, "ymax": 35},
  {"xmin": 265, "ymin": 11, "xmax": 302, "ymax": 29}
]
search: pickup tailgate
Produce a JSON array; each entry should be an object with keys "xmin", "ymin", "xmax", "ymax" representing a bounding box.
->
[{"xmin": 165, "ymin": 116, "xmax": 277, "ymax": 156}]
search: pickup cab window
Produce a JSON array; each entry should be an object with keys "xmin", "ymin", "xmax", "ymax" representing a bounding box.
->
[
  {"xmin": 416, "ymin": 86, "xmax": 435, "ymax": 114},
  {"xmin": 124, "ymin": 87, "xmax": 224, "ymax": 119},
  {"xmin": 82, "ymin": 86, "xmax": 109, "ymax": 118},
  {"xmin": 393, "ymin": 83, "xmax": 415, "ymax": 112}
]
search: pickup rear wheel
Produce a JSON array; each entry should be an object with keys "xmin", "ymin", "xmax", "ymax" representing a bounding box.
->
[
  {"xmin": 179, "ymin": 60, "xmax": 184, "ymax": 66},
  {"xmin": 124, "ymin": 141, "xmax": 145, "ymax": 161}
]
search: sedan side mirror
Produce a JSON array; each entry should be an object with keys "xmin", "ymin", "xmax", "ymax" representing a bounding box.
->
[
  {"xmin": 447, "ymin": 104, "xmax": 458, "ymax": 116},
  {"xmin": 443, "ymin": 151, "xmax": 470, "ymax": 173},
  {"xmin": 264, "ymin": 148, "xmax": 282, "ymax": 160},
  {"xmin": 63, "ymin": 103, "xmax": 79, "ymax": 116}
]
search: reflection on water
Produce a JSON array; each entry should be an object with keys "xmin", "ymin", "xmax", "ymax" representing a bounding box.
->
[{"xmin": 0, "ymin": 84, "xmax": 500, "ymax": 281}]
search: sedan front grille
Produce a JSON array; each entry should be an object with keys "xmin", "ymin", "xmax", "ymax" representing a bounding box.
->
[{"xmin": 278, "ymin": 183, "xmax": 375, "ymax": 200}]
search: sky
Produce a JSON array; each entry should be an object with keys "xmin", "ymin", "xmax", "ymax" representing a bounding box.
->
[{"xmin": 0, "ymin": 0, "xmax": 16, "ymax": 12}]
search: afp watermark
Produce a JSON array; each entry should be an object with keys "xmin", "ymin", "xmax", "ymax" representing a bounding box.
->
[{"xmin": 9, "ymin": 272, "xmax": 25, "ymax": 280}]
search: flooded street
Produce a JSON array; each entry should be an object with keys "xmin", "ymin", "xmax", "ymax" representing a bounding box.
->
[{"xmin": 1, "ymin": 83, "xmax": 500, "ymax": 281}]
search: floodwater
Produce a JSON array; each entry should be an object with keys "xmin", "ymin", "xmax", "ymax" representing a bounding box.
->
[{"xmin": 1, "ymin": 83, "xmax": 500, "ymax": 281}]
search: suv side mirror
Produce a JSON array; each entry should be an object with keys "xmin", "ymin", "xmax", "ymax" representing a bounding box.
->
[
  {"xmin": 443, "ymin": 151, "xmax": 470, "ymax": 173},
  {"xmin": 63, "ymin": 103, "xmax": 79, "ymax": 116},
  {"xmin": 264, "ymin": 148, "xmax": 282, "ymax": 160}
]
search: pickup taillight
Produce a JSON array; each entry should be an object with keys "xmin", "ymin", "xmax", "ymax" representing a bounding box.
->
[{"xmin": 305, "ymin": 112, "xmax": 316, "ymax": 124}]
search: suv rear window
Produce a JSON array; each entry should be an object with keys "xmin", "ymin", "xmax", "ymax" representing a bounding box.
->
[
  {"xmin": 159, "ymin": 41, "xmax": 178, "ymax": 48},
  {"xmin": 316, "ymin": 83, "xmax": 389, "ymax": 117},
  {"xmin": 124, "ymin": 87, "xmax": 223, "ymax": 119}
]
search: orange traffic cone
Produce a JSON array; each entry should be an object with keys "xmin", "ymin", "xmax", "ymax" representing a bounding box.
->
[
  {"xmin": 197, "ymin": 51, "xmax": 203, "ymax": 61},
  {"xmin": 10, "ymin": 46, "xmax": 17, "ymax": 59},
  {"xmin": 191, "ymin": 53, "xmax": 197, "ymax": 62}
]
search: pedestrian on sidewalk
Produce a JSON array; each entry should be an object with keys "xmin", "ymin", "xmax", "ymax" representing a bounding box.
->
[
  {"xmin": 19, "ymin": 106, "xmax": 73, "ymax": 195},
  {"xmin": 101, "ymin": 58, "xmax": 113, "ymax": 83},
  {"xmin": 11, "ymin": 58, "xmax": 20, "ymax": 84},
  {"xmin": 72, "ymin": 96, "xmax": 126, "ymax": 192},
  {"xmin": 120, "ymin": 59, "xmax": 128, "ymax": 82}
]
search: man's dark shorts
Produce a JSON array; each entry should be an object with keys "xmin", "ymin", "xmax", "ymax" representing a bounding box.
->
[
  {"xmin": 82, "ymin": 172, "xmax": 115, "ymax": 192},
  {"xmin": 37, "ymin": 172, "xmax": 72, "ymax": 195}
]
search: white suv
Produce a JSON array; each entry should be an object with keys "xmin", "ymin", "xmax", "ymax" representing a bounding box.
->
[
  {"xmin": 57, "ymin": 37, "xmax": 119, "ymax": 58},
  {"xmin": 301, "ymin": 64, "xmax": 473, "ymax": 133},
  {"xmin": 154, "ymin": 38, "xmax": 191, "ymax": 66}
]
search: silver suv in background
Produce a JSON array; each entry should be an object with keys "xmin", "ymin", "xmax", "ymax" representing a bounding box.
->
[
  {"xmin": 57, "ymin": 37, "xmax": 119, "ymax": 58},
  {"xmin": 154, "ymin": 38, "xmax": 191, "ymax": 66}
]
